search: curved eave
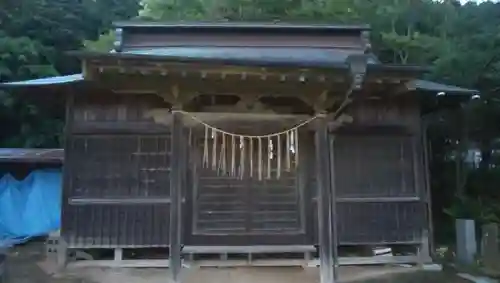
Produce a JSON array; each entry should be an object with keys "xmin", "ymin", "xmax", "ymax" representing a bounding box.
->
[
  {"xmin": 0, "ymin": 72, "xmax": 477, "ymax": 103},
  {"xmin": 410, "ymin": 79, "xmax": 479, "ymax": 97},
  {"xmin": 0, "ymin": 74, "xmax": 84, "ymax": 89}
]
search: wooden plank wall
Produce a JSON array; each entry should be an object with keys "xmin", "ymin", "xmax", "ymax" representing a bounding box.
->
[
  {"xmin": 312, "ymin": 97, "xmax": 427, "ymax": 245},
  {"xmin": 61, "ymin": 91, "xmax": 427, "ymax": 248},
  {"xmin": 62, "ymin": 92, "xmax": 173, "ymax": 247}
]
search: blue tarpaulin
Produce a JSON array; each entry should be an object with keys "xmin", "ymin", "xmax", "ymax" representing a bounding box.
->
[{"xmin": 0, "ymin": 169, "xmax": 61, "ymax": 247}]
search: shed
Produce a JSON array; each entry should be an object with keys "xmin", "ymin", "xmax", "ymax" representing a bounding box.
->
[{"xmin": 0, "ymin": 148, "xmax": 63, "ymax": 178}]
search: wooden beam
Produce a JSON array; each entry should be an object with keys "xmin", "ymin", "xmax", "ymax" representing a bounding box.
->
[
  {"xmin": 67, "ymin": 259, "xmax": 176, "ymax": 268},
  {"xmin": 146, "ymin": 109, "xmax": 339, "ymax": 132},
  {"xmin": 88, "ymin": 58, "xmax": 422, "ymax": 82},
  {"xmin": 183, "ymin": 245, "xmax": 316, "ymax": 253},
  {"xmin": 92, "ymin": 73, "xmax": 348, "ymax": 108},
  {"xmin": 309, "ymin": 255, "xmax": 419, "ymax": 266},
  {"xmin": 169, "ymin": 107, "xmax": 183, "ymax": 283},
  {"xmin": 314, "ymin": 113, "xmax": 336, "ymax": 283},
  {"xmin": 145, "ymin": 111, "xmax": 312, "ymax": 125},
  {"xmin": 88, "ymin": 60, "xmax": 348, "ymax": 81}
]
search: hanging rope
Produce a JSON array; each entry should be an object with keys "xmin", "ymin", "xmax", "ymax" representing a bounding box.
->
[
  {"xmin": 172, "ymin": 92, "xmax": 353, "ymax": 180},
  {"xmin": 172, "ymin": 110, "xmax": 321, "ymax": 138}
]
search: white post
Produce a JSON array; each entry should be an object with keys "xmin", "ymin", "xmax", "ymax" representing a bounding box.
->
[{"xmin": 456, "ymin": 219, "xmax": 477, "ymax": 265}]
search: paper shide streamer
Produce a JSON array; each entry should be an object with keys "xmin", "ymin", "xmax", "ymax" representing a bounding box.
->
[
  {"xmin": 202, "ymin": 131, "xmax": 301, "ymax": 180},
  {"xmin": 173, "ymin": 111, "xmax": 322, "ymax": 180}
]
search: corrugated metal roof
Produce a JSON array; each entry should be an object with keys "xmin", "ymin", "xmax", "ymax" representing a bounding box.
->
[
  {"xmin": 0, "ymin": 148, "xmax": 63, "ymax": 163},
  {"xmin": 0, "ymin": 74, "xmax": 83, "ymax": 88}
]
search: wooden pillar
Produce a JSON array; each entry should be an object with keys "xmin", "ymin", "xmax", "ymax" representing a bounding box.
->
[
  {"xmin": 329, "ymin": 136, "xmax": 339, "ymax": 280},
  {"xmin": 170, "ymin": 108, "xmax": 183, "ymax": 283},
  {"xmin": 418, "ymin": 230, "xmax": 431, "ymax": 266},
  {"xmin": 422, "ymin": 118, "xmax": 435, "ymax": 256},
  {"xmin": 315, "ymin": 113, "xmax": 336, "ymax": 283},
  {"xmin": 58, "ymin": 89, "xmax": 75, "ymax": 270}
]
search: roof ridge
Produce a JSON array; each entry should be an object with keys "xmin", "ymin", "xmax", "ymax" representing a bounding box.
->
[{"xmin": 113, "ymin": 21, "xmax": 371, "ymax": 31}]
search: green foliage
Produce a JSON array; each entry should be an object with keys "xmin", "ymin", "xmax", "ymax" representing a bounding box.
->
[
  {"xmin": 93, "ymin": 0, "xmax": 141, "ymax": 28},
  {"xmin": 444, "ymin": 195, "xmax": 500, "ymax": 224},
  {"xmin": 0, "ymin": 0, "xmax": 140, "ymax": 147},
  {"xmin": 0, "ymin": 33, "xmax": 57, "ymax": 81},
  {"xmin": 84, "ymin": 30, "xmax": 116, "ymax": 53}
]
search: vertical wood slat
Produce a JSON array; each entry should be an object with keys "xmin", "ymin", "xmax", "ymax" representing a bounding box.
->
[
  {"xmin": 310, "ymin": 132, "xmax": 426, "ymax": 245},
  {"xmin": 315, "ymin": 116, "xmax": 336, "ymax": 283},
  {"xmin": 169, "ymin": 110, "xmax": 183, "ymax": 283},
  {"xmin": 63, "ymin": 204, "xmax": 170, "ymax": 247},
  {"xmin": 333, "ymin": 136, "xmax": 417, "ymax": 198}
]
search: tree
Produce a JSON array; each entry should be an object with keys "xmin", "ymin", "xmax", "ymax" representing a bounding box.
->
[
  {"xmin": 0, "ymin": 33, "xmax": 61, "ymax": 148},
  {"xmin": 0, "ymin": 0, "xmax": 141, "ymax": 147},
  {"xmin": 84, "ymin": 30, "xmax": 116, "ymax": 52}
]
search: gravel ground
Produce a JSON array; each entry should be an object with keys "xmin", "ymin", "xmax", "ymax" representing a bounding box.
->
[{"xmin": 3, "ymin": 241, "xmax": 473, "ymax": 283}]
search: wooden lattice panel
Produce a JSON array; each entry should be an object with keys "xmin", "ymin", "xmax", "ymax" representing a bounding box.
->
[
  {"xmin": 63, "ymin": 134, "xmax": 172, "ymax": 247},
  {"xmin": 69, "ymin": 135, "xmax": 171, "ymax": 198}
]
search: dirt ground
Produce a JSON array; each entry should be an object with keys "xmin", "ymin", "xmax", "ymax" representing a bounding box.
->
[
  {"xmin": 4, "ymin": 240, "xmax": 473, "ymax": 283},
  {"xmin": 4, "ymin": 240, "xmax": 85, "ymax": 283}
]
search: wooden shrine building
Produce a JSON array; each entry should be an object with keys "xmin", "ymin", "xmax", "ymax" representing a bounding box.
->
[{"xmin": 0, "ymin": 22, "xmax": 478, "ymax": 283}]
